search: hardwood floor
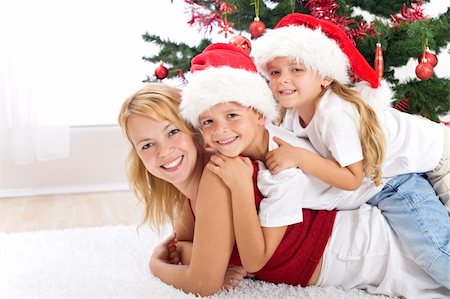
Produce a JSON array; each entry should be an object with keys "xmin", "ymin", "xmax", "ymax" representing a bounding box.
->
[{"xmin": 0, "ymin": 190, "xmax": 146, "ymax": 233}]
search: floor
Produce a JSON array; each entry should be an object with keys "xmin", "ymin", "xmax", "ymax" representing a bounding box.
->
[{"xmin": 0, "ymin": 190, "xmax": 145, "ymax": 233}]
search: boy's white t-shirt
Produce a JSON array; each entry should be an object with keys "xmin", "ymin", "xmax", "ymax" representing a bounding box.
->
[
  {"xmin": 282, "ymin": 89, "xmax": 443, "ymax": 177},
  {"xmin": 257, "ymin": 123, "xmax": 384, "ymax": 227}
]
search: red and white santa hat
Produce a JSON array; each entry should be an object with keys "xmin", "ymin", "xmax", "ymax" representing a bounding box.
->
[
  {"xmin": 180, "ymin": 43, "xmax": 279, "ymax": 128},
  {"xmin": 252, "ymin": 13, "xmax": 393, "ymax": 109}
]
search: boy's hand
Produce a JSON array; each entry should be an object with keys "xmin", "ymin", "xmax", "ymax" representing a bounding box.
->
[
  {"xmin": 222, "ymin": 264, "xmax": 251, "ymax": 289},
  {"xmin": 265, "ymin": 136, "xmax": 302, "ymax": 174},
  {"xmin": 207, "ymin": 153, "xmax": 253, "ymax": 190}
]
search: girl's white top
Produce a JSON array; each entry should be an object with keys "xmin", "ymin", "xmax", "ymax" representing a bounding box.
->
[
  {"xmin": 257, "ymin": 123, "xmax": 383, "ymax": 227},
  {"xmin": 282, "ymin": 89, "xmax": 443, "ymax": 177}
]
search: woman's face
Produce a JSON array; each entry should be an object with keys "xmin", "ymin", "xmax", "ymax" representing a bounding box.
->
[{"xmin": 127, "ymin": 114, "xmax": 198, "ymax": 186}]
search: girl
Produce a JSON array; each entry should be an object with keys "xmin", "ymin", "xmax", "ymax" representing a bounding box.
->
[
  {"xmin": 177, "ymin": 42, "xmax": 448, "ymax": 297},
  {"xmin": 252, "ymin": 13, "xmax": 449, "ymax": 208},
  {"xmin": 251, "ymin": 13, "xmax": 450, "ymax": 287}
]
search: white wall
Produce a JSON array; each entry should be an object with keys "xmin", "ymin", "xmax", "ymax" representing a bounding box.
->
[{"xmin": 0, "ymin": 126, "xmax": 130, "ymax": 197}]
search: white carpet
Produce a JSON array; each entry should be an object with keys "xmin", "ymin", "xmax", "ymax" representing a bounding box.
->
[{"xmin": 0, "ymin": 225, "xmax": 391, "ymax": 299}]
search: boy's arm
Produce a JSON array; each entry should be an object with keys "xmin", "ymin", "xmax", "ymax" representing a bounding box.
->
[
  {"xmin": 266, "ymin": 136, "xmax": 363, "ymax": 190},
  {"xmin": 231, "ymin": 182, "xmax": 287, "ymax": 272},
  {"xmin": 208, "ymin": 154, "xmax": 287, "ymax": 273}
]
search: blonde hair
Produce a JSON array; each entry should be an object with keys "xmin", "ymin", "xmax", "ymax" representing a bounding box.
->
[
  {"xmin": 327, "ymin": 81, "xmax": 385, "ymax": 186},
  {"xmin": 118, "ymin": 82, "xmax": 204, "ymax": 232}
]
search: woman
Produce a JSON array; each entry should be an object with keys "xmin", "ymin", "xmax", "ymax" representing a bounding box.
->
[
  {"xmin": 117, "ymin": 82, "xmax": 247, "ymax": 289},
  {"xmin": 118, "ymin": 82, "xmax": 448, "ymax": 297}
]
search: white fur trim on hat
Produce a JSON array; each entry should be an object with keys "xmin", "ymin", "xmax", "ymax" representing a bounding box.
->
[
  {"xmin": 180, "ymin": 66, "xmax": 279, "ymax": 127},
  {"xmin": 252, "ymin": 26, "xmax": 350, "ymax": 84},
  {"xmin": 353, "ymin": 79, "xmax": 394, "ymax": 112}
]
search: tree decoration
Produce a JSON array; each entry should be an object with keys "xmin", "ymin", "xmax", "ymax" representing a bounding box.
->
[
  {"xmin": 229, "ymin": 35, "xmax": 252, "ymax": 55},
  {"xmin": 415, "ymin": 38, "xmax": 435, "ymax": 81},
  {"xmin": 217, "ymin": 2, "xmax": 237, "ymax": 38},
  {"xmin": 249, "ymin": 0, "xmax": 266, "ymax": 38},
  {"xmin": 419, "ymin": 49, "xmax": 438, "ymax": 67},
  {"xmin": 374, "ymin": 42, "xmax": 384, "ymax": 80},
  {"xmin": 154, "ymin": 61, "xmax": 168, "ymax": 80},
  {"xmin": 249, "ymin": 18, "xmax": 266, "ymax": 38},
  {"xmin": 393, "ymin": 97, "xmax": 410, "ymax": 112},
  {"xmin": 170, "ymin": 68, "xmax": 188, "ymax": 85},
  {"xmin": 415, "ymin": 60, "xmax": 433, "ymax": 80},
  {"xmin": 302, "ymin": 0, "xmax": 369, "ymax": 42},
  {"xmin": 185, "ymin": 1, "xmax": 237, "ymax": 37},
  {"xmin": 390, "ymin": 0, "xmax": 427, "ymax": 26}
]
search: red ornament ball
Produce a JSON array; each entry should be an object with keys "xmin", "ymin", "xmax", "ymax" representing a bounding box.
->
[
  {"xmin": 229, "ymin": 35, "xmax": 252, "ymax": 55},
  {"xmin": 155, "ymin": 63, "xmax": 168, "ymax": 80},
  {"xmin": 419, "ymin": 52, "xmax": 438, "ymax": 67},
  {"xmin": 249, "ymin": 19, "xmax": 266, "ymax": 39},
  {"xmin": 415, "ymin": 62, "xmax": 434, "ymax": 80}
]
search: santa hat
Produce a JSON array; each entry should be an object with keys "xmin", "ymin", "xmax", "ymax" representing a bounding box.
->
[
  {"xmin": 180, "ymin": 43, "xmax": 279, "ymax": 127},
  {"xmin": 252, "ymin": 13, "xmax": 393, "ymax": 109}
]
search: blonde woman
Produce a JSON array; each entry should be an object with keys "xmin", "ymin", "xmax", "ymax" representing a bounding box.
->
[{"xmin": 118, "ymin": 82, "xmax": 247, "ymax": 289}]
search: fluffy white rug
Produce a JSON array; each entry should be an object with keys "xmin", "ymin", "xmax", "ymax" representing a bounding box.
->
[{"xmin": 0, "ymin": 225, "xmax": 391, "ymax": 299}]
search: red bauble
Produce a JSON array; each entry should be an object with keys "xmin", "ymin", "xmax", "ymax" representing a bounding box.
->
[
  {"xmin": 419, "ymin": 51, "xmax": 438, "ymax": 67},
  {"xmin": 415, "ymin": 62, "xmax": 434, "ymax": 80},
  {"xmin": 229, "ymin": 35, "xmax": 252, "ymax": 55},
  {"xmin": 155, "ymin": 63, "xmax": 168, "ymax": 80},
  {"xmin": 249, "ymin": 18, "xmax": 266, "ymax": 39}
]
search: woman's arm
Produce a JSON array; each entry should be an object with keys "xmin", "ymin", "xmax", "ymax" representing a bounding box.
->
[
  {"xmin": 266, "ymin": 136, "xmax": 363, "ymax": 190},
  {"xmin": 173, "ymin": 199, "xmax": 195, "ymax": 242},
  {"xmin": 208, "ymin": 154, "xmax": 287, "ymax": 273},
  {"xmin": 149, "ymin": 167, "xmax": 235, "ymax": 296}
]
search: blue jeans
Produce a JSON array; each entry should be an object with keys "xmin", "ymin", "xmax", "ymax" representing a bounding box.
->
[{"xmin": 367, "ymin": 173, "xmax": 450, "ymax": 289}]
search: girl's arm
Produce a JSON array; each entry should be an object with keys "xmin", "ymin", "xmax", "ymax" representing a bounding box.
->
[
  {"xmin": 149, "ymin": 167, "xmax": 236, "ymax": 296},
  {"xmin": 208, "ymin": 154, "xmax": 287, "ymax": 273},
  {"xmin": 266, "ymin": 136, "xmax": 363, "ymax": 191}
]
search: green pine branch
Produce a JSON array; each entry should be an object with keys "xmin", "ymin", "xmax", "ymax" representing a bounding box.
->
[{"xmin": 141, "ymin": 33, "xmax": 210, "ymax": 80}]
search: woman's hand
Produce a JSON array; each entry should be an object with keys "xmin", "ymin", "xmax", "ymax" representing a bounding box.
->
[
  {"xmin": 166, "ymin": 232, "xmax": 181, "ymax": 265},
  {"xmin": 221, "ymin": 264, "xmax": 251, "ymax": 289},
  {"xmin": 150, "ymin": 232, "xmax": 179, "ymax": 266},
  {"xmin": 207, "ymin": 153, "xmax": 253, "ymax": 190}
]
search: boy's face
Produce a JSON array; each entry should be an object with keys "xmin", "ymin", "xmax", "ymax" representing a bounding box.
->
[{"xmin": 198, "ymin": 101, "xmax": 264, "ymax": 158}]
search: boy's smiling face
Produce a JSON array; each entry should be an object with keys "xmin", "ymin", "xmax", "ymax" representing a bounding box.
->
[{"xmin": 198, "ymin": 101, "xmax": 265, "ymax": 158}]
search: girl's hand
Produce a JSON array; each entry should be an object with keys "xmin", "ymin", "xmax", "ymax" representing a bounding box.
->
[
  {"xmin": 222, "ymin": 264, "xmax": 250, "ymax": 289},
  {"xmin": 265, "ymin": 136, "xmax": 303, "ymax": 174},
  {"xmin": 207, "ymin": 153, "xmax": 253, "ymax": 190}
]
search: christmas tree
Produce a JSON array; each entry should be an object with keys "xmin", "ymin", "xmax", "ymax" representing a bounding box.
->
[{"xmin": 142, "ymin": 0, "xmax": 449, "ymax": 122}]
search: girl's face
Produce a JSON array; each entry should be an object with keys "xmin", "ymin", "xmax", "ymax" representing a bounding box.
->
[
  {"xmin": 127, "ymin": 114, "xmax": 198, "ymax": 187},
  {"xmin": 198, "ymin": 102, "xmax": 264, "ymax": 158},
  {"xmin": 267, "ymin": 57, "xmax": 328, "ymax": 110}
]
